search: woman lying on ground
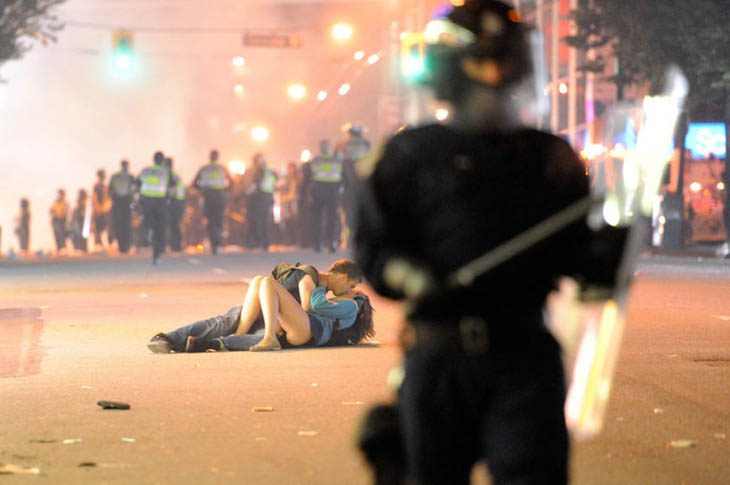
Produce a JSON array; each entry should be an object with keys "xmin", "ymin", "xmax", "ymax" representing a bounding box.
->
[{"xmin": 150, "ymin": 274, "xmax": 374, "ymax": 352}]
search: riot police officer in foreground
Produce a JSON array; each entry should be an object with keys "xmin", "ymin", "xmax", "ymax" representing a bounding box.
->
[
  {"xmin": 193, "ymin": 149, "xmax": 233, "ymax": 255},
  {"xmin": 310, "ymin": 139, "xmax": 342, "ymax": 253},
  {"xmin": 137, "ymin": 151, "xmax": 172, "ymax": 264},
  {"xmin": 109, "ymin": 159, "xmax": 135, "ymax": 253},
  {"xmin": 354, "ymin": 2, "xmax": 625, "ymax": 483}
]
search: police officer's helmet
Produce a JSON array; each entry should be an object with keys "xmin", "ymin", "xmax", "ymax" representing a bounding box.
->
[
  {"xmin": 423, "ymin": 0, "xmax": 532, "ymax": 102},
  {"xmin": 153, "ymin": 151, "xmax": 165, "ymax": 164}
]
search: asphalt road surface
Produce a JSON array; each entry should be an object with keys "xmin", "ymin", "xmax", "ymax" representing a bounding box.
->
[{"xmin": 1, "ymin": 249, "xmax": 728, "ymax": 484}]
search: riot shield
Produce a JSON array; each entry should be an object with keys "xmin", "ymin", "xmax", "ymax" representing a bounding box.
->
[{"xmin": 560, "ymin": 67, "xmax": 688, "ymax": 440}]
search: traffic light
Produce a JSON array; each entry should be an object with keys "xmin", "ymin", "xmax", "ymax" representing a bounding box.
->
[
  {"xmin": 400, "ymin": 32, "xmax": 426, "ymax": 81},
  {"xmin": 111, "ymin": 30, "xmax": 134, "ymax": 72}
]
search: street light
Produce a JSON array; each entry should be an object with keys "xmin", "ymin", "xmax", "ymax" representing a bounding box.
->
[
  {"xmin": 353, "ymin": 50, "xmax": 365, "ymax": 61},
  {"xmin": 367, "ymin": 53, "xmax": 381, "ymax": 65},
  {"xmin": 435, "ymin": 108, "xmax": 449, "ymax": 121},
  {"xmin": 316, "ymin": 90, "xmax": 328, "ymax": 101},
  {"xmin": 251, "ymin": 126, "xmax": 270, "ymax": 142},
  {"xmin": 232, "ymin": 56, "xmax": 245, "ymax": 68},
  {"xmin": 331, "ymin": 22, "xmax": 353, "ymax": 42},
  {"xmin": 300, "ymin": 149, "xmax": 313, "ymax": 162},
  {"xmin": 233, "ymin": 84, "xmax": 245, "ymax": 96},
  {"xmin": 338, "ymin": 83, "xmax": 351, "ymax": 96},
  {"xmin": 287, "ymin": 83, "xmax": 307, "ymax": 100},
  {"xmin": 228, "ymin": 160, "xmax": 246, "ymax": 175}
]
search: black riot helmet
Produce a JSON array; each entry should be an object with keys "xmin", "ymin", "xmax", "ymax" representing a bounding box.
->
[{"xmin": 423, "ymin": 0, "xmax": 533, "ymax": 104}]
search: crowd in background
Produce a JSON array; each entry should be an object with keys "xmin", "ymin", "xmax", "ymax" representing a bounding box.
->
[{"xmin": 5, "ymin": 124, "xmax": 371, "ymax": 260}]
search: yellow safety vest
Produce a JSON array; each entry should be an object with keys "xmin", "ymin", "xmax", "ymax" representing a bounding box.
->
[{"xmin": 139, "ymin": 165, "xmax": 169, "ymax": 198}]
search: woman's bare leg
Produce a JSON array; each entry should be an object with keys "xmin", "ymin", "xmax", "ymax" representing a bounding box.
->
[
  {"xmin": 233, "ymin": 276, "xmax": 265, "ymax": 335},
  {"xmin": 251, "ymin": 277, "xmax": 312, "ymax": 351}
]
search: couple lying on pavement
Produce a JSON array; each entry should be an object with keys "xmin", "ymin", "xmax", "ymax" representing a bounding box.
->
[{"xmin": 147, "ymin": 260, "xmax": 374, "ymax": 353}]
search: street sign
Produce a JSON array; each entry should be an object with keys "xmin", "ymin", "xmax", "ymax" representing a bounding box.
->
[{"xmin": 243, "ymin": 32, "xmax": 302, "ymax": 48}]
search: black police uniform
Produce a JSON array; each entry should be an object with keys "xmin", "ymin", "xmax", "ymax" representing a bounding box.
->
[
  {"xmin": 109, "ymin": 170, "xmax": 135, "ymax": 253},
  {"xmin": 310, "ymin": 153, "xmax": 343, "ymax": 252},
  {"xmin": 355, "ymin": 124, "xmax": 610, "ymax": 484}
]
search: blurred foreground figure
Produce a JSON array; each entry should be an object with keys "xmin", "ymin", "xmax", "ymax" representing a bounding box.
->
[
  {"xmin": 109, "ymin": 160, "xmax": 135, "ymax": 253},
  {"xmin": 193, "ymin": 149, "xmax": 232, "ymax": 254},
  {"xmin": 137, "ymin": 151, "xmax": 171, "ymax": 264},
  {"xmin": 354, "ymin": 2, "xmax": 624, "ymax": 483},
  {"xmin": 50, "ymin": 188, "xmax": 69, "ymax": 254}
]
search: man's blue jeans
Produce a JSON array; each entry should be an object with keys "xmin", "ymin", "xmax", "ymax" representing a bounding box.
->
[{"xmin": 163, "ymin": 306, "xmax": 266, "ymax": 352}]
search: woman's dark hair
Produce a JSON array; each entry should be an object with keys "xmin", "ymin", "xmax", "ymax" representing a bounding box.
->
[{"xmin": 327, "ymin": 291, "xmax": 375, "ymax": 346}]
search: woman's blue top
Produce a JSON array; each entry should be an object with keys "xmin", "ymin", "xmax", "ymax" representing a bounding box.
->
[{"xmin": 309, "ymin": 286, "xmax": 358, "ymax": 346}]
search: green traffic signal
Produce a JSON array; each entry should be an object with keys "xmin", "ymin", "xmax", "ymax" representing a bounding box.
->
[{"xmin": 112, "ymin": 30, "xmax": 134, "ymax": 73}]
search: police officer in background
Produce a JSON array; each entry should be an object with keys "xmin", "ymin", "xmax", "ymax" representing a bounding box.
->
[
  {"xmin": 109, "ymin": 159, "xmax": 135, "ymax": 253},
  {"xmin": 137, "ymin": 151, "xmax": 172, "ymax": 264},
  {"xmin": 165, "ymin": 157, "xmax": 186, "ymax": 252},
  {"xmin": 354, "ymin": 2, "xmax": 625, "ymax": 483},
  {"xmin": 338, "ymin": 123, "xmax": 371, "ymax": 244},
  {"xmin": 310, "ymin": 139, "xmax": 342, "ymax": 253},
  {"xmin": 193, "ymin": 149, "xmax": 232, "ymax": 255},
  {"xmin": 245, "ymin": 152, "xmax": 276, "ymax": 251}
]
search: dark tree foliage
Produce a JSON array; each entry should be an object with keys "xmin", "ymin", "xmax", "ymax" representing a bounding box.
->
[
  {"xmin": 1, "ymin": 0, "xmax": 65, "ymax": 78},
  {"xmin": 565, "ymin": 0, "xmax": 730, "ymax": 113}
]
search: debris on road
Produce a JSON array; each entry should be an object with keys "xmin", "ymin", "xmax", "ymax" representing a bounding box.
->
[
  {"xmin": 98, "ymin": 400, "xmax": 131, "ymax": 410},
  {"xmin": 297, "ymin": 431, "xmax": 318, "ymax": 437},
  {"xmin": 63, "ymin": 438, "xmax": 83, "ymax": 445},
  {"xmin": 713, "ymin": 433, "xmax": 726, "ymax": 440},
  {"xmin": 252, "ymin": 406, "xmax": 274, "ymax": 412},
  {"xmin": 653, "ymin": 408, "xmax": 665, "ymax": 414},
  {"xmin": 668, "ymin": 439, "xmax": 697, "ymax": 448},
  {"xmin": 311, "ymin": 383, "xmax": 318, "ymax": 387},
  {"xmin": 0, "ymin": 463, "xmax": 41, "ymax": 475},
  {"xmin": 78, "ymin": 462, "xmax": 97, "ymax": 467},
  {"xmin": 341, "ymin": 401, "xmax": 364, "ymax": 406},
  {"xmin": 121, "ymin": 437, "xmax": 136, "ymax": 443},
  {"xmin": 29, "ymin": 439, "xmax": 57, "ymax": 444}
]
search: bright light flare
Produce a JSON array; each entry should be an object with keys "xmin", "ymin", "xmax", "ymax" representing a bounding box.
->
[
  {"xmin": 233, "ymin": 84, "xmax": 245, "ymax": 96},
  {"xmin": 228, "ymin": 160, "xmax": 246, "ymax": 175},
  {"xmin": 300, "ymin": 149, "xmax": 313, "ymax": 162},
  {"xmin": 287, "ymin": 83, "xmax": 307, "ymax": 100},
  {"xmin": 689, "ymin": 182, "xmax": 702, "ymax": 192},
  {"xmin": 367, "ymin": 54, "xmax": 381, "ymax": 65},
  {"xmin": 718, "ymin": 182, "xmax": 725, "ymax": 191},
  {"xmin": 251, "ymin": 126, "xmax": 270, "ymax": 142},
  {"xmin": 232, "ymin": 56, "xmax": 245, "ymax": 68},
  {"xmin": 338, "ymin": 83, "xmax": 351, "ymax": 96},
  {"xmin": 353, "ymin": 50, "xmax": 365, "ymax": 61},
  {"xmin": 114, "ymin": 54, "xmax": 132, "ymax": 70},
  {"xmin": 332, "ymin": 23, "xmax": 353, "ymax": 42},
  {"xmin": 559, "ymin": 82, "xmax": 568, "ymax": 94},
  {"xmin": 435, "ymin": 108, "xmax": 449, "ymax": 121},
  {"xmin": 316, "ymin": 90, "xmax": 328, "ymax": 101}
]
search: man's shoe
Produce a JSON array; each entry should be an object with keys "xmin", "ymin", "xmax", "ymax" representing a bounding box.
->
[
  {"xmin": 185, "ymin": 336, "xmax": 224, "ymax": 353},
  {"xmin": 147, "ymin": 333, "xmax": 173, "ymax": 354}
]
